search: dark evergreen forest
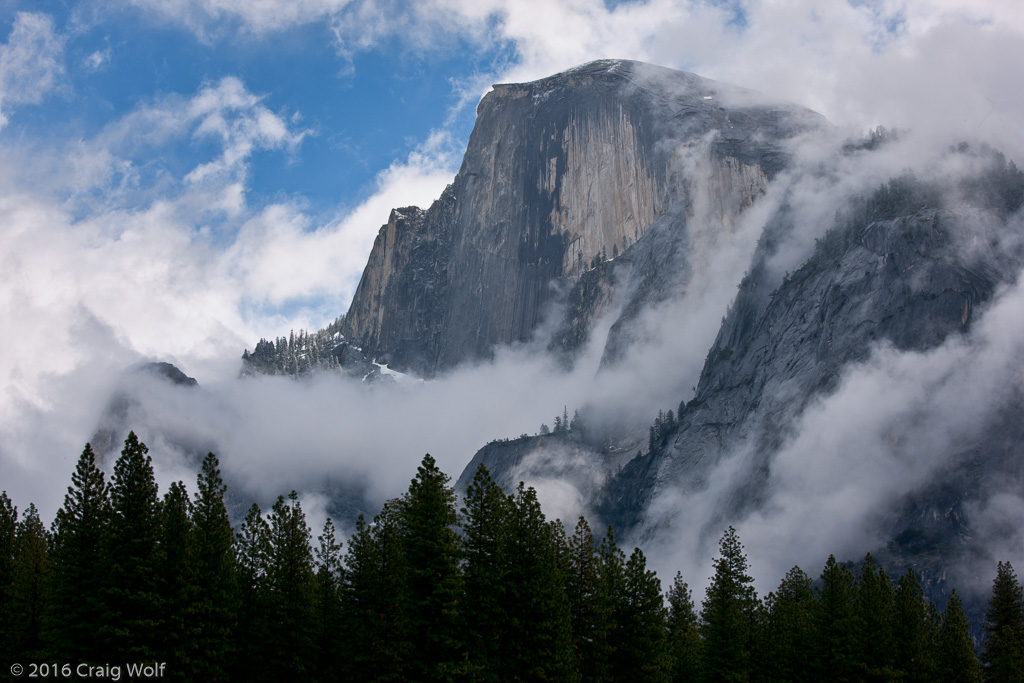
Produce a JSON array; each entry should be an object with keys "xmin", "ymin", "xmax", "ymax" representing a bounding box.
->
[{"xmin": 2, "ymin": 433, "xmax": 1023, "ymax": 682}]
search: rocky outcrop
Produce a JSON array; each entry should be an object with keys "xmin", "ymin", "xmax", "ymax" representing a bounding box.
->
[
  {"xmin": 91, "ymin": 362, "xmax": 204, "ymax": 461},
  {"xmin": 336, "ymin": 60, "xmax": 827, "ymax": 377}
]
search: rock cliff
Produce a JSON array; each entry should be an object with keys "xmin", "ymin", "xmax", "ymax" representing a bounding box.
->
[
  {"xmin": 335, "ymin": 60, "xmax": 826, "ymax": 377},
  {"xmin": 596, "ymin": 150, "xmax": 1024, "ymax": 574}
]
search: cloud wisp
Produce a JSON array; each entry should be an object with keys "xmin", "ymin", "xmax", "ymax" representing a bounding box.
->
[{"xmin": 0, "ymin": 12, "xmax": 64, "ymax": 129}]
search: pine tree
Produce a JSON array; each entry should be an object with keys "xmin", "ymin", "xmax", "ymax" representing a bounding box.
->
[
  {"xmin": 566, "ymin": 516, "xmax": 609, "ymax": 680},
  {"xmin": 595, "ymin": 526, "xmax": 628, "ymax": 682},
  {"xmin": 502, "ymin": 484, "xmax": 577, "ymax": 682},
  {"xmin": 748, "ymin": 593, "xmax": 770, "ymax": 683},
  {"xmin": 460, "ymin": 465, "xmax": 512, "ymax": 680},
  {"xmin": 700, "ymin": 527, "xmax": 757, "ymax": 682},
  {"xmin": 265, "ymin": 492, "xmax": 316, "ymax": 680},
  {"xmin": 342, "ymin": 503, "xmax": 410, "ymax": 682},
  {"xmin": 104, "ymin": 431, "xmax": 161, "ymax": 661},
  {"xmin": 46, "ymin": 443, "xmax": 110, "ymax": 662},
  {"xmin": 811, "ymin": 555, "xmax": 857, "ymax": 683},
  {"xmin": 764, "ymin": 566, "xmax": 815, "ymax": 683},
  {"xmin": 233, "ymin": 503, "xmax": 270, "ymax": 682},
  {"xmin": 667, "ymin": 572, "xmax": 703, "ymax": 682},
  {"xmin": 982, "ymin": 561, "xmax": 1024, "ymax": 683},
  {"xmin": 190, "ymin": 452, "xmax": 235, "ymax": 682},
  {"xmin": 8, "ymin": 504, "xmax": 50, "ymax": 660},
  {"xmin": 314, "ymin": 517, "xmax": 344, "ymax": 682},
  {"xmin": 400, "ymin": 454, "xmax": 463, "ymax": 681},
  {"xmin": 616, "ymin": 547, "xmax": 668, "ymax": 682},
  {"xmin": 157, "ymin": 481, "xmax": 196, "ymax": 681},
  {"xmin": 894, "ymin": 567, "xmax": 934, "ymax": 682},
  {"xmin": 853, "ymin": 554, "xmax": 896, "ymax": 680},
  {"xmin": 0, "ymin": 491, "xmax": 19, "ymax": 664},
  {"xmin": 936, "ymin": 590, "xmax": 981, "ymax": 683}
]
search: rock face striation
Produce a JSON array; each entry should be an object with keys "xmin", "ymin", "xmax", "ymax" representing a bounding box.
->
[{"xmin": 333, "ymin": 60, "xmax": 826, "ymax": 377}]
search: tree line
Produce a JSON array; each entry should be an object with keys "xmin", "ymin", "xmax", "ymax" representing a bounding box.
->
[{"xmin": 2, "ymin": 432, "xmax": 1023, "ymax": 682}]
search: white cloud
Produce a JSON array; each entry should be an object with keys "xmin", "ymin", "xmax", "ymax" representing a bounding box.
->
[
  {"xmin": 0, "ymin": 72, "xmax": 458, "ymax": 518},
  {"xmin": 739, "ymin": 267, "xmax": 1024, "ymax": 593},
  {"xmin": 183, "ymin": 77, "xmax": 307, "ymax": 188},
  {"xmin": 83, "ymin": 46, "xmax": 112, "ymax": 71},
  {"xmin": 124, "ymin": 0, "xmax": 355, "ymax": 37},
  {"xmin": 0, "ymin": 12, "xmax": 65, "ymax": 128},
  {"xmin": 0, "ymin": 77, "xmax": 453, "ymax": 384},
  {"xmin": 224, "ymin": 132, "xmax": 456, "ymax": 310}
]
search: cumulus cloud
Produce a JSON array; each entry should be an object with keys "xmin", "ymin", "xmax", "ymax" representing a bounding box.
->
[
  {"xmin": 223, "ymin": 130, "xmax": 458, "ymax": 310},
  {"xmin": 0, "ymin": 74, "xmax": 457, "ymax": 519},
  {"xmin": 0, "ymin": 12, "xmax": 64, "ymax": 128}
]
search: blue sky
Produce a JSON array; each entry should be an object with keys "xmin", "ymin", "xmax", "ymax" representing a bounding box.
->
[
  {"xmin": 0, "ymin": 4, "xmax": 491, "ymax": 215},
  {"xmin": 2, "ymin": 0, "xmax": 1024, "ymax": 517}
]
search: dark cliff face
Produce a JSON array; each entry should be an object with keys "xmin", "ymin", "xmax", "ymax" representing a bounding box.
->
[
  {"xmin": 338, "ymin": 59, "xmax": 827, "ymax": 377},
  {"xmin": 598, "ymin": 152, "xmax": 1024, "ymax": 553},
  {"xmin": 341, "ymin": 203, "xmax": 452, "ymax": 372}
]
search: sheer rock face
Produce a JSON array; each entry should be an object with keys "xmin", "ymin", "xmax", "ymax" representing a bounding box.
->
[
  {"xmin": 600, "ymin": 178, "xmax": 1024, "ymax": 546},
  {"xmin": 339, "ymin": 60, "xmax": 826, "ymax": 377}
]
